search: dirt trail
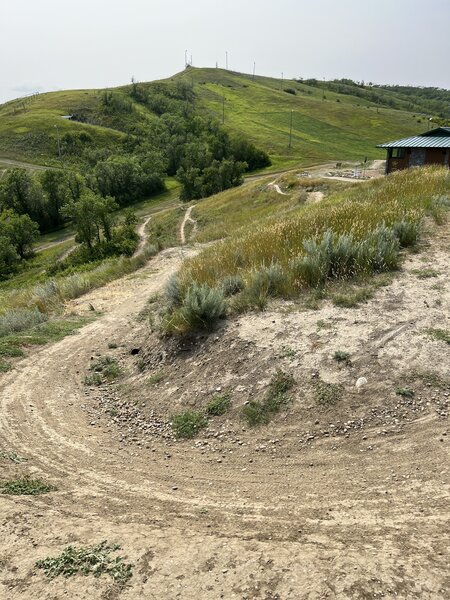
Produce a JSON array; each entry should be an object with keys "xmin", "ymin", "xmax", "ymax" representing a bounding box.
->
[
  {"xmin": 267, "ymin": 180, "xmax": 289, "ymax": 196},
  {"xmin": 0, "ymin": 234, "xmax": 449, "ymax": 597},
  {"xmin": 0, "ymin": 157, "xmax": 49, "ymax": 171},
  {"xmin": 132, "ymin": 215, "xmax": 153, "ymax": 257},
  {"xmin": 180, "ymin": 205, "xmax": 196, "ymax": 244}
]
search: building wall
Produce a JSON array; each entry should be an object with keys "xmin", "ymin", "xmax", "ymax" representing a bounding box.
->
[{"xmin": 386, "ymin": 147, "xmax": 449, "ymax": 173}]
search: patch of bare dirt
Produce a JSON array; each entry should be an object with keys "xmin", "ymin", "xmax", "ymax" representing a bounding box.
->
[{"xmin": 0, "ymin": 225, "xmax": 449, "ymax": 599}]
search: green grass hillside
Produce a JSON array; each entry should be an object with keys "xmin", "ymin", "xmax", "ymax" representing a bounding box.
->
[{"xmin": 0, "ymin": 67, "xmax": 432, "ymax": 169}]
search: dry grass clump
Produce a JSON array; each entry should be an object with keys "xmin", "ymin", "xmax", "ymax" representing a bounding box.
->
[{"xmin": 176, "ymin": 167, "xmax": 448, "ymax": 299}]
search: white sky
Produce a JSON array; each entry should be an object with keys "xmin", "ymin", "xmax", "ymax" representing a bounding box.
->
[{"xmin": 1, "ymin": 0, "xmax": 449, "ymax": 103}]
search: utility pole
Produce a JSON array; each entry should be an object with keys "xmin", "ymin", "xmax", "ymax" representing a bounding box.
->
[
  {"xmin": 322, "ymin": 77, "xmax": 326, "ymax": 100},
  {"xmin": 253, "ymin": 62, "xmax": 256, "ymax": 80},
  {"xmin": 190, "ymin": 54, "xmax": 193, "ymax": 66},
  {"xmin": 281, "ymin": 72, "xmax": 284, "ymax": 91},
  {"xmin": 288, "ymin": 110, "xmax": 293, "ymax": 149},
  {"xmin": 185, "ymin": 49, "xmax": 188, "ymax": 67}
]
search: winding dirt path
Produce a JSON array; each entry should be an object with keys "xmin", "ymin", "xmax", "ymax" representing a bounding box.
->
[
  {"xmin": 267, "ymin": 180, "xmax": 289, "ymax": 196},
  {"xmin": 132, "ymin": 215, "xmax": 153, "ymax": 257},
  {"xmin": 0, "ymin": 232, "xmax": 449, "ymax": 598},
  {"xmin": 179, "ymin": 205, "xmax": 196, "ymax": 244}
]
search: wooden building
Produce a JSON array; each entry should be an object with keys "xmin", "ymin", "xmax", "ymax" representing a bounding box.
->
[{"xmin": 377, "ymin": 127, "xmax": 450, "ymax": 174}]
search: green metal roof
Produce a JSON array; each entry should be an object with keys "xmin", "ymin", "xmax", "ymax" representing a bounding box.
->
[{"xmin": 377, "ymin": 127, "xmax": 450, "ymax": 149}]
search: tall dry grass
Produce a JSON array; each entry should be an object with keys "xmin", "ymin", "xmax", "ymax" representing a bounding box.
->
[{"xmin": 178, "ymin": 167, "xmax": 448, "ymax": 291}]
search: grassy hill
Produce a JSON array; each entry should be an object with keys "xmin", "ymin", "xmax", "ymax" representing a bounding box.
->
[{"xmin": 0, "ymin": 67, "xmax": 438, "ymax": 169}]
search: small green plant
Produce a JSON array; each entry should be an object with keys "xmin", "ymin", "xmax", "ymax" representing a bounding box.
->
[
  {"xmin": 315, "ymin": 381, "xmax": 344, "ymax": 405},
  {"xmin": 333, "ymin": 350, "xmax": 351, "ymax": 364},
  {"xmin": 396, "ymin": 387, "xmax": 415, "ymax": 398},
  {"xmin": 206, "ymin": 393, "xmax": 231, "ymax": 416},
  {"xmin": 427, "ymin": 328, "xmax": 450, "ymax": 345},
  {"xmin": 0, "ymin": 360, "xmax": 11, "ymax": 372},
  {"xmin": 332, "ymin": 287, "xmax": 374, "ymax": 308},
  {"xmin": 242, "ymin": 370, "xmax": 295, "ymax": 426},
  {"xmin": 35, "ymin": 541, "xmax": 133, "ymax": 583},
  {"xmin": 171, "ymin": 410, "xmax": 207, "ymax": 438},
  {"xmin": 0, "ymin": 450, "xmax": 27, "ymax": 463},
  {"xmin": 88, "ymin": 356, "xmax": 123, "ymax": 383},
  {"xmin": 280, "ymin": 345, "xmax": 297, "ymax": 359},
  {"xmin": 108, "ymin": 342, "xmax": 118, "ymax": 349},
  {"xmin": 147, "ymin": 370, "xmax": 165, "ymax": 385},
  {"xmin": 84, "ymin": 372, "xmax": 103, "ymax": 386},
  {"xmin": 0, "ymin": 477, "xmax": 55, "ymax": 496},
  {"xmin": 317, "ymin": 319, "xmax": 332, "ymax": 330},
  {"xmin": 413, "ymin": 268, "xmax": 439, "ymax": 279}
]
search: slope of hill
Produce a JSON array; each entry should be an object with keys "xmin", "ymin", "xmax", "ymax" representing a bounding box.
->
[{"xmin": 0, "ymin": 68, "xmax": 429, "ymax": 169}]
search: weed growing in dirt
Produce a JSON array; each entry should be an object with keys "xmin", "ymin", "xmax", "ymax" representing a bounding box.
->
[
  {"xmin": 317, "ymin": 319, "xmax": 332, "ymax": 330},
  {"xmin": 171, "ymin": 410, "xmax": 208, "ymax": 439},
  {"xmin": 332, "ymin": 287, "xmax": 374, "ymax": 308},
  {"xmin": 396, "ymin": 387, "xmax": 415, "ymax": 398},
  {"xmin": 0, "ymin": 450, "xmax": 27, "ymax": 463},
  {"xmin": 413, "ymin": 268, "xmax": 440, "ymax": 279},
  {"xmin": 36, "ymin": 541, "xmax": 133, "ymax": 583},
  {"xmin": 0, "ymin": 360, "xmax": 11, "ymax": 372},
  {"xmin": 334, "ymin": 350, "xmax": 351, "ymax": 364},
  {"xmin": 108, "ymin": 342, "xmax": 118, "ymax": 349},
  {"xmin": 315, "ymin": 381, "xmax": 344, "ymax": 405},
  {"xmin": 206, "ymin": 393, "xmax": 231, "ymax": 416},
  {"xmin": 0, "ymin": 477, "xmax": 55, "ymax": 496},
  {"xmin": 87, "ymin": 356, "xmax": 123, "ymax": 385},
  {"xmin": 243, "ymin": 370, "xmax": 295, "ymax": 426},
  {"xmin": 280, "ymin": 345, "xmax": 297, "ymax": 359},
  {"xmin": 427, "ymin": 328, "xmax": 450, "ymax": 344},
  {"xmin": 147, "ymin": 370, "xmax": 165, "ymax": 385}
]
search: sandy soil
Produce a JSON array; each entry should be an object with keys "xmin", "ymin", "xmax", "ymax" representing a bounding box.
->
[
  {"xmin": 180, "ymin": 206, "xmax": 197, "ymax": 245},
  {"xmin": 0, "ymin": 223, "xmax": 449, "ymax": 599}
]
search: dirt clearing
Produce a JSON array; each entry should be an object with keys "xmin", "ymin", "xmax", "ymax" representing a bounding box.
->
[{"xmin": 0, "ymin": 224, "xmax": 449, "ymax": 599}]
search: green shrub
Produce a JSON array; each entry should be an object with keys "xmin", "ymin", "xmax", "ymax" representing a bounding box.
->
[
  {"xmin": 357, "ymin": 226, "xmax": 400, "ymax": 273},
  {"xmin": 0, "ymin": 308, "xmax": 48, "ymax": 337},
  {"xmin": 171, "ymin": 410, "xmax": 207, "ymax": 438},
  {"xmin": 206, "ymin": 393, "xmax": 231, "ymax": 416},
  {"xmin": 165, "ymin": 274, "xmax": 182, "ymax": 308},
  {"xmin": 180, "ymin": 283, "xmax": 226, "ymax": 331},
  {"xmin": 220, "ymin": 275, "xmax": 245, "ymax": 297},
  {"xmin": 392, "ymin": 220, "xmax": 420, "ymax": 248}
]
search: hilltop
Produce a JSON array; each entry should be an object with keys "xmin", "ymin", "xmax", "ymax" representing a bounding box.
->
[{"xmin": 0, "ymin": 67, "xmax": 440, "ymax": 170}]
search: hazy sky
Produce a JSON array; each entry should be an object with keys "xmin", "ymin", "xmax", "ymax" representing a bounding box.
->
[{"xmin": 1, "ymin": 0, "xmax": 449, "ymax": 103}]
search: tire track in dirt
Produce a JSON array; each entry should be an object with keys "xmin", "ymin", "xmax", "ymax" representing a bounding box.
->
[{"xmin": 0, "ymin": 232, "xmax": 449, "ymax": 598}]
